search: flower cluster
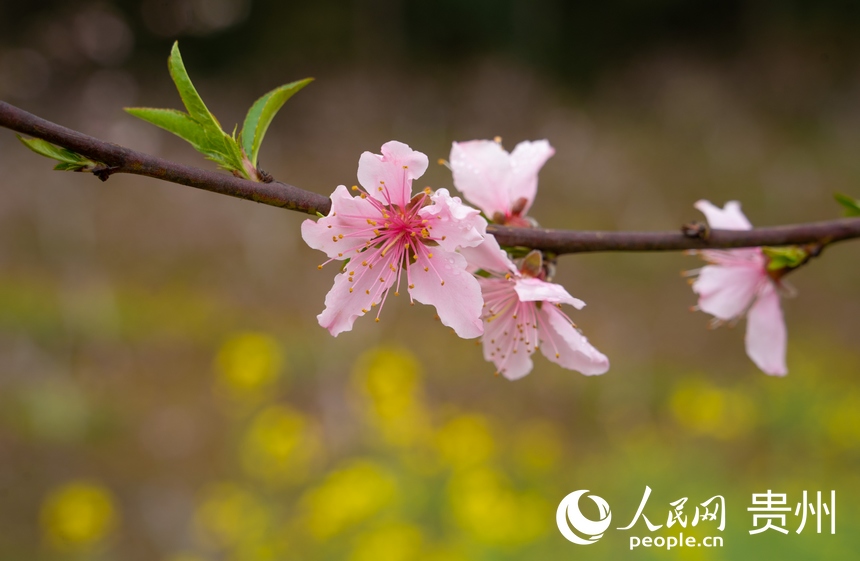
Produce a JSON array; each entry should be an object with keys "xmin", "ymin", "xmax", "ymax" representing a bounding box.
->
[
  {"xmin": 303, "ymin": 139, "xmax": 607, "ymax": 380},
  {"xmin": 304, "ymin": 139, "xmax": 796, "ymax": 379}
]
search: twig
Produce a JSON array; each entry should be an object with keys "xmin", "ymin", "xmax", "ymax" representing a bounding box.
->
[{"xmin": 2, "ymin": 100, "xmax": 859, "ymax": 255}]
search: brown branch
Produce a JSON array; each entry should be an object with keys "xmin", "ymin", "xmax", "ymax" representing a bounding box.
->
[
  {"xmin": 2, "ymin": 100, "xmax": 860, "ymax": 255},
  {"xmin": 0, "ymin": 101, "xmax": 330, "ymax": 216}
]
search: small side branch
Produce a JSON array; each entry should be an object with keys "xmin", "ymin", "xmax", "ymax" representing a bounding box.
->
[
  {"xmin": 0, "ymin": 101, "xmax": 330, "ymax": 216},
  {"xmin": 2, "ymin": 100, "xmax": 859, "ymax": 255}
]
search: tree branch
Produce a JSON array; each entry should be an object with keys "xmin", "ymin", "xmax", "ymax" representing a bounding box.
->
[{"xmin": 2, "ymin": 100, "xmax": 859, "ymax": 255}]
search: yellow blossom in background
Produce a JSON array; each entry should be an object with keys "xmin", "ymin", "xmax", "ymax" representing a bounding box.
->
[
  {"xmin": 349, "ymin": 522, "xmax": 423, "ymax": 561},
  {"xmin": 167, "ymin": 554, "xmax": 209, "ymax": 561},
  {"xmin": 194, "ymin": 483, "xmax": 269, "ymax": 549},
  {"xmin": 512, "ymin": 420, "xmax": 563, "ymax": 475},
  {"xmin": 416, "ymin": 544, "xmax": 472, "ymax": 561},
  {"xmin": 825, "ymin": 393, "xmax": 860, "ymax": 449},
  {"xmin": 353, "ymin": 347, "xmax": 433, "ymax": 447},
  {"xmin": 436, "ymin": 414, "xmax": 495, "ymax": 470},
  {"xmin": 447, "ymin": 467, "xmax": 548, "ymax": 546},
  {"xmin": 670, "ymin": 379, "xmax": 756, "ymax": 439},
  {"xmin": 215, "ymin": 332, "xmax": 284, "ymax": 402},
  {"xmin": 302, "ymin": 459, "xmax": 397, "ymax": 540},
  {"xmin": 240, "ymin": 405, "xmax": 320, "ymax": 486},
  {"xmin": 40, "ymin": 481, "xmax": 118, "ymax": 550}
]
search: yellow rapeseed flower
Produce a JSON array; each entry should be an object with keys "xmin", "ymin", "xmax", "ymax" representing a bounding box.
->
[
  {"xmin": 40, "ymin": 481, "xmax": 117, "ymax": 550},
  {"xmin": 349, "ymin": 522, "xmax": 423, "ymax": 561},
  {"xmin": 670, "ymin": 379, "xmax": 756, "ymax": 439},
  {"xmin": 194, "ymin": 483, "xmax": 269, "ymax": 549},
  {"xmin": 240, "ymin": 405, "xmax": 320, "ymax": 485},
  {"xmin": 302, "ymin": 459, "xmax": 397, "ymax": 540},
  {"xmin": 447, "ymin": 467, "xmax": 548, "ymax": 546},
  {"xmin": 215, "ymin": 332, "xmax": 284, "ymax": 401},
  {"xmin": 436, "ymin": 415, "xmax": 495, "ymax": 470}
]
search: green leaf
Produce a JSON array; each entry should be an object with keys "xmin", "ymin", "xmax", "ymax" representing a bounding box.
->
[
  {"xmin": 241, "ymin": 78, "xmax": 313, "ymax": 166},
  {"xmin": 167, "ymin": 41, "xmax": 222, "ymax": 133},
  {"xmin": 834, "ymin": 193, "xmax": 860, "ymax": 217},
  {"xmin": 762, "ymin": 246, "xmax": 809, "ymax": 271},
  {"xmin": 17, "ymin": 136, "xmax": 97, "ymax": 171},
  {"xmin": 124, "ymin": 108, "xmax": 211, "ymax": 151},
  {"xmin": 165, "ymin": 43, "xmax": 248, "ymax": 176},
  {"xmin": 53, "ymin": 162, "xmax": 88, "ymax": 171}
]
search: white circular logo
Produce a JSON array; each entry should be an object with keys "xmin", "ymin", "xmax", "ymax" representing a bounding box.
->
[{"xmin": 556, "ymin": 490, "xmax": 612, "ymax": 545}]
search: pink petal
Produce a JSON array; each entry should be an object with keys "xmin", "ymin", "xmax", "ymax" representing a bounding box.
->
[
  {"xmin": 507, "ymin": 140, "xmax": 554, "ymax": 215},
  {"xmin": 409, "ymin": 249, "xmax": 483, "ymax": 338},
  {"xmin": 459, "ymin": 234, "xmax": 517, "ymax": 275},
  {"xmin": 692, "ymin": 264, "xmax": 763, "ymax": 321},
  {"xmin": 479, "ymin": 284, "xmax": 537, "ymax": 379},
  {"xmin": 357, "ymin": 141, "xmax": 428, "ymax": 208},
  {"xmin": 418, "ymin": 188, "xmax": 486, "ymax": 252},
  {"xmin": 317, "ymin": 260, "xmax": 396, "ymax": 336},
  {"xmin": 449, "ymin": 140, "xmax": 514, "ymax": 217},
  {"xmin": 514, "ymin": 277, "xmax": 585, "ymax": 309},
  {"xmin": 745, "ymin": 282, "xmax": 788, "ymax": 376},
  {"xmin": 301, "ymin": 185, "xmax": 379, "ymax": 260},
  {"xmin": 694, "ymin": 200, "xmax": 753, "ymax": 231},
  {"xmin": 538, "ymin": 305, "xmax": 610, "ymax": 376}
]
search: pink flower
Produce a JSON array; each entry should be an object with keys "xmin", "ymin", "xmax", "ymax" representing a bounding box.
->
[
  {"xmin": 449, "ymin": 139, "xmax": 555, "ymax": 226},
  {"xmin": 689, "ymin": 200, "xmax": 788, "ymax": 376},
  {"xmin": 302, "ymin": 141, "xmax": 487, "ymax": 338},
  {"xmin": 460, "ymin": 235, "xmax": 609, "ymax": 380}
]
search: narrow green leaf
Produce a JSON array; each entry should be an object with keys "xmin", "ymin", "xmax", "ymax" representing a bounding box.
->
[
  {"xmin": 53, "ymin": 162, "xmax": 89, "ymax": 171},
  {"xmin": 125, "ymin": 108, "xmax": 247, "ymax": 178},
  {"xmin": 18, "ymin": 136, "xmax": 89, "ymax": 164},
  {"xmin": 167, "ymin": 42, "xmax": 222, "ymax": 133},
  {"xmin": 17, "ymin": 136, "xmax": 98, "ymax": 172},
  {"xmin": 124, "ymin": 108, "xmax": 211, "ymax": 151},
  {"xmin": 762, "ymin": 246, "xmax": 809, "ymax": 271},
  {"xmin": 241, "ymin": 78, "xmax": 313, "ymax": 166},
  {"xmin": 834, "ymin": 193, "xmax": 860, "ymax": 217}
]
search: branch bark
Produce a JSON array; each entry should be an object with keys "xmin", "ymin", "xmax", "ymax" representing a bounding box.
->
[{"xmin": 2, "ymin": 100, "xmax": 859, "ymax": 255}]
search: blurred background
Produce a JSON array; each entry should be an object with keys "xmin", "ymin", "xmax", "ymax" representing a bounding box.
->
[{"xmin": 1, "ymin": 1, "xmax": 860, "ymax": 559}]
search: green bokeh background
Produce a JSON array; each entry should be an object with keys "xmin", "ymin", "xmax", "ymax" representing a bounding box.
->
[{"xmin": 0, "ymin": 1, "xmax": 859, "ymax": 559}]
